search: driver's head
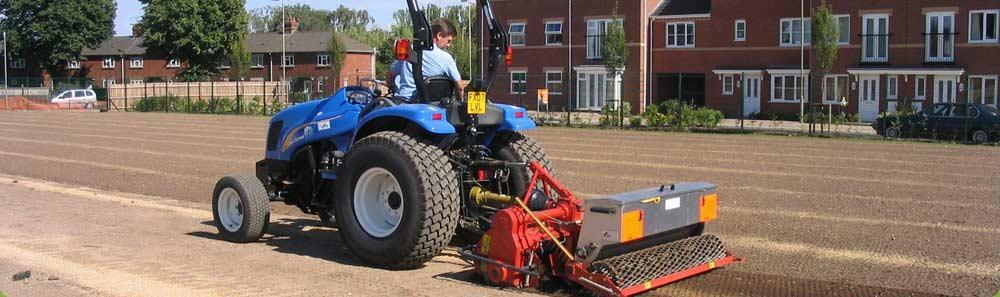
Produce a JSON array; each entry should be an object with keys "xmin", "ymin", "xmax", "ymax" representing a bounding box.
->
[{"xmin": 432, "ymin": 18, "xmax": 457, "ymax": 49}]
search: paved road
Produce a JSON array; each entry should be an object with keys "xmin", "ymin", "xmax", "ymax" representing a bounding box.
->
[{"xmin": 0, "ymin": 112, "xmax": 997, "ymax": 297}]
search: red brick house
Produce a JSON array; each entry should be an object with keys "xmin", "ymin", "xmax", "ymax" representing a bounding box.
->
[
  {"xmin": 482, "ymin": 0, "xmax": 663, "ymax": 113},
  {"xmin": 652, "ymin": 0, "xmax": 999, "ymax": 122},
  {"xmin": 482, "ymin": 0, "xmax": 998, "ymax": 122},
  {"xmin": 5, "ymin": 21, "xmax": 374, "ymax": 99}
]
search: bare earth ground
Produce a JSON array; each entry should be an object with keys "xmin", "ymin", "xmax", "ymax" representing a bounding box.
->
[{"xmin": 0, "ymin": 112, "xmax": 997, "ymax": 297}]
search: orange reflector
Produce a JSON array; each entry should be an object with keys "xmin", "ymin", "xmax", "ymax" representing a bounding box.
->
[
  {"xmin": 395, "ymin": 39, "xmax": 410, "ymax": 61},
  {"xmin": 621, "ymin": 210, "xmax": 644, "ymax": 242},
  {"xmin": 700, "ymin": 194, "xmax": 718, "ymax": 222}
]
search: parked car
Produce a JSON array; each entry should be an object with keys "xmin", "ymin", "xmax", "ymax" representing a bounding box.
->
[
  {"xmin": 51, "ymin": 89, "xmax": 98, "ymax": 109},
  {"xmin": 873, "ymin": 103, "xmax": 1000, "ymax": 144}
]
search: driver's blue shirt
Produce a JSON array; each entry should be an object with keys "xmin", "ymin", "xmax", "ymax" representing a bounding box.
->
[{"xmin": 391, "ymin": 44, "xmax": 462, "ymax": 101}]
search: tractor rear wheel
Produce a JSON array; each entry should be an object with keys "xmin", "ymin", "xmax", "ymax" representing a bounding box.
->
[
  {"xmin": 494, "ymin": 132, "xmax": 555, "ymax": 198},
  {"xmin": 333, "ymin": 131, "xmax": 459, "ymax": 269}
]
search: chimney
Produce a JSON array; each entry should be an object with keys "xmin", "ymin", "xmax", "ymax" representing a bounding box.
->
[
  {"xmin": 132, "ymin": 25, "xmax": 144, "ymax": 37},
  {"xmin": 283, "ymin": 17, "xmax": 298, "ymax": 34}
]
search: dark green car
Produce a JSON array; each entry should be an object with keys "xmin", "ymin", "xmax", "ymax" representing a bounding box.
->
[{"xmin": 873, "ymin": 103, "xmax": 1000, "ymax": 144}]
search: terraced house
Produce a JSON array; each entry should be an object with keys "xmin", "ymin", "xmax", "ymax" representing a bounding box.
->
[{"xmin": 485, "ymin": 0, "xmax": 999, "ymax": 122}]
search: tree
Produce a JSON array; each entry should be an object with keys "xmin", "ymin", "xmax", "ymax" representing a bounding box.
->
[
  {"xmin": 811, "ymin": 0, "xmax": 840, "ymax": 130},
  {"xmin": 602, "ymin": 1, "xmax": 629, "ymax": 128},
  {"xmin": 328, "ymin": 33, "xmax": 347, "ymax": 89},
  {"xmin": 0, "ymin": 0, "xmax": 115, "ymax": 76},
  {"xmin": 229, "ymin": 37, "xmax": 251, "ymax": 80},
  {"xmin": 139, "ymin": 0, "xmax": 247, "ymax": 80},
  {"xmin": 247, "ymin": 4, "xmax": 374, "ymax": 33},
  {"xmin": 390, "ymin": 4, "xmax": 478, "ymax": 80}
]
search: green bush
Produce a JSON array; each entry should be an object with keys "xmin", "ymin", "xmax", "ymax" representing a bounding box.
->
[
  {"xmin": 629, "ymin": 116, "xmax": 643, "ymax": 127},
  {"xmin": 641, "ymin": 100, "xmax": 723, "ymax": 128},
  {"xmin": 599, "ymin": 101, "xmax": 631, "ymax": 127}
]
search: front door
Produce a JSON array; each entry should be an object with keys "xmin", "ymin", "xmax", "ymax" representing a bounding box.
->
[
  {"xmin": 934, "ymin": 76, "xmax": 957, "ymax": 103},
  {"xmin": 859, "ymin": 76, "xmax": 880, "ymax": 122},
  {"xmin": 743, "ymin": 75, "xmax": 761, "ymax": 117}
]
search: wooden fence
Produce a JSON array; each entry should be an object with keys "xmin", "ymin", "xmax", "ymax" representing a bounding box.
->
[{"xmin": 108, "ymin": 81, "xmax": 289, "ymax": 111}]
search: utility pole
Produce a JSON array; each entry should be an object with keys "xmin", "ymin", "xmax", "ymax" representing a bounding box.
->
[{"xmin": 3, "ymin": 32, "xmax": 8, "ymax": 111}]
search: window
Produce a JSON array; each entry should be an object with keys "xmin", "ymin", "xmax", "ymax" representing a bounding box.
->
[
  {"xmin": 862, "ymin": 14, "xmax": 889, "ymax": 62},
  {"xmin": 735, "ymin": 20, "xmax": 746, "ymax": 41},
  {"xmin": 835, "ymin": 15, "xmax": 850, "ymax": 44},
  {"xmin": 317, "ymin": 78, "xmax": 326, "ymax": 93},
  {"xmin": 887, "ymin": 75, "xmax": 898, "ymax": 99},
  {"xmin": 103, "ymin": 79, "xmax": 116, "ymax": 88},
  {"xmin": 545, "ymin": 71, "xmax": 563, "ymax": 95},
  {"xmin": 780, "ymin": 18, "xmax": 811, "ymax": 46},
  {"xmin": 130, "ymin": 57, "xmax": 143, "ymax": 68},
  {"xmin": 282, "ymin": 55, "xmax": 294, "ymax": 67},
  {"xmin": 823, "ymin": 75, "xmax": 848, "ymax": 103},
  {"xmin": 102, "ymin": 57, "xmax": 115, "ymax": 69},
  {"xmin": 67, "ymin": 60, "xmax": 80, "ymax": 69},
  {"xmin": 509, "ymin": 23, "xmax": 526, "ymax": 46},
  {"xmin": 969, "ymin": 76, "xmax": 998, "ymax": 106},
  {"xmin": 167, "ymin": 59, "xmax": 181, "ymax": 68},
  {"xmin": 219, "ymin": 58, "xmax": 231, "ymax": 69},
  {"xmin": 317, "ymin": 54, "xmax": 330, "ymax": 67},
  {"xmin": 10, "ymin": 58, "xmax": 24, "ymax": 69},
  {"xmin": 771, "ymin": 74, "xmax": 810, "ymax": 102},
  {"xmin": 926, "ymin": 12, "xmax": 956, "ymax": 62},
  {"xmin": 915, "ymin": 76, "xmax": 927, "ymax": 99},
  {"xmin": 666, "ymin": 22, "xmax": 696, "ymax": 48},
  {"xmin": 130, "ymin": 79, "xmax": 144, "ymax": 85},
  {"xmin": 586, "ymin": 19, "xmax": 622, "ymax": 59},
  {"xmin": 575, "ymin": 69, "xmax": 619, "ymax": 110},
  {"xmin": 251, "ymin": 54, "xmax": 264, "ymax": 68},
  {"xmin": 722, "ymin": 75, "xmax": 734, "ymax": 95},
  {"xmin": 545, "ymin": 21, "xmax": 563, "ymax": 45},
  {"xmin": 970, "ymin": 10, "xmax": 999, "ymax": 43},
  {"xmin": 510, "ymin": 71, "xmax": 527, "ymax": 95}
]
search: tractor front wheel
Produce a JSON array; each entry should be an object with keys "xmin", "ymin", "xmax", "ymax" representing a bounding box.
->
[
  {"xmin": 212, "ymin": 173, "xmax": 271, "ymax": 243},
  {"xmin": 334, "ymin": 132, "xmax": 459, "ymax": 269}
]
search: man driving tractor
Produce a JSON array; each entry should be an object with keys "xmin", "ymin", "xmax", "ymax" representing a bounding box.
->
[{"xmin": 388, "ymin": 18, "xmax": 465, "ymax": 101}]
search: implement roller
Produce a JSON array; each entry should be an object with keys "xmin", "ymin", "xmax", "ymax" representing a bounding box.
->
[{"xmin": 459, "ymin": 162, "xmax": 740, "ymax": 296}]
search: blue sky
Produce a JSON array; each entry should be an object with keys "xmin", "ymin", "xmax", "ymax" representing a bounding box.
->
[{"xmin": 115, "ymin": 0, "xmax": 466, "ymax": 36}]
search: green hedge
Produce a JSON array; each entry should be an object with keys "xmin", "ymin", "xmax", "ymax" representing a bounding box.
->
[
  {"xmin": 641, "ymin": 100, "xmax": 724, "ymax": 128},
  {"xmin": 130, "ymin": 96, "xmax": 287, "ymax": 115}
]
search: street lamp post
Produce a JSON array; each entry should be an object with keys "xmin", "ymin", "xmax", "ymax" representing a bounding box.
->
[{"xmin": 3, "ymin": 31, "xmax": 8, "ymax": 111}]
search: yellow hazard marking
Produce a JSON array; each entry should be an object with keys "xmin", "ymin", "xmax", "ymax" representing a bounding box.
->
[
  {"xmin": 641, "ymin": 196, "xmax": 661, "ymax": 204},
  {"xmin": 708, "ymin": 261, "xmax": 716, "ymax": 269},
  {"xmin": 480, "ymin": 234, "xmax": 491, "ymax": 255}
]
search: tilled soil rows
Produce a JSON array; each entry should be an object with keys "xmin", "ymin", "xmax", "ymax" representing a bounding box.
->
[{"xmin": 0, "ymin": 112, "xmax": 997, "ymax": 297}]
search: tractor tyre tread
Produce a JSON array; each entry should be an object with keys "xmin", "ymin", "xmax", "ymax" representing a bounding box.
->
[{"xmin": 212, "ymin": 173, "xmax": 270, "ymax": 243}]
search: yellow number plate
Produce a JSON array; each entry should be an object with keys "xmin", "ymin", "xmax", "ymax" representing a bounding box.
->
[{"xmin": 467, "ymin": 92, "xmax": 487, "ymax": 115}]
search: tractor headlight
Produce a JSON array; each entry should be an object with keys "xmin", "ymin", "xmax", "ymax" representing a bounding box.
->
[{"xmin": 281, "ymin": 125, "xmax": 313, "ymax": 153}]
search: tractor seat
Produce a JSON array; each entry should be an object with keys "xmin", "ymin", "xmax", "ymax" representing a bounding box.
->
[{"xmin": 423, "ymin": 76, "xmax": 456, "ymax": 105}]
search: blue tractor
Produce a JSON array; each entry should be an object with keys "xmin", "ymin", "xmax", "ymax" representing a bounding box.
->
[{"xmin": 211, "ymin": 0, "xmax": 551, "ymax": 269}]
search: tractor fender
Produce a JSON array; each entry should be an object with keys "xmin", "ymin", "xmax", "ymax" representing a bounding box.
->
[
  {"xmin": 492, "ymin": 104, "xmax": 537, "ymax": 132},
  {"xmin": 354, "ymin": 104, "xmax": 456, "ymax": 141}
]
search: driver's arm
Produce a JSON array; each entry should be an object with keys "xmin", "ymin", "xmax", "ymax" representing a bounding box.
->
[{"xmin": 445, "ymin": 59, "xmax": 464, "ymax": 99}]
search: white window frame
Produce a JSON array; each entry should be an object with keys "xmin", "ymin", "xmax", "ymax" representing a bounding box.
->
[
  {"xmin": 545, "ymin": 21, "xmax": 563, "ymax": 45},
  {"xmin": 167, "ymin": 59, "xmax": 181, "ymax": 68},
  {"xmin": 10, "ymin": 58, "xmax": 24, "ymax": 69},
  {"xmin": 925, "ymin": 11, "xmax": 956, "ymax": 62},
  {"xmin": 586, "ymin": 19, "xmax": 622, "ymax": 59},
  {"xmin": 103, "ymin": 79, "xmax": 116, "ymax": 88},
  {"xmin": 130, "ymin": 57, "xmax": 143, "ymax": 69},
  {"xmin": 822, "ymin": 74, "xmax": 849, "ymax": 104},
  {"xmin": 734, "ymin": 20, "xmax": 746, "ymax": 41},
  {"xmin": 968, "ymin": 75, "xmax": 998, "ymax": 107},
  {"xmin": 509, "ymin": 22, "xmax": 526, "ymax": 47},
  {"xmin": 666, "ymin": 22, "xmax": 696, "ymax": 48},
  {"xmin": 835, "ymin": 15, "xmax": 850, "ymax": 45},
  {"xmin": 130, "ymin": 79, "xmax": 144, "ymax": 85},
  {"xmin": 67, "ymin": 60, "xmax": 80, "ymax": 69},
  {"xmin": 914, "ymin": 75, "xmax": 927, "ymax": 100},
  {"xmin": 102, "ymin": 57, "xmax": 115, "ymax": 69},
  {"xmin": 770, "ymin": 74, "xmax": 809, "ymax": 103},
  {"xmin": 722, "ymin": 75, "xmax": 734, "ymax": 95},
  {"xmin": 317, "ymin": 77, "xmax": 326, "ymax": 93},
  {"xmin": 250, "ymin": 54, "xmax": 264, "ymax": 68},
  {"xmin": 779, "ymin": 18, "xmax": 811, "ymax": 46},
  {"xmin": 282, "ymin": 55, "xmax": 294, "ymax": 68},
  {"xmin": 218, "ymin": 58, "xmax": 231, "ymax": 69},
  {"xmin": 862, "ymin": 14, "xmax": 890, "ymax": 63},
  {"xmin": 887, "ymin": 75, "xmax": 899, "ymax": 99},
  {"xmin": 969, "ymin": 10, "xmax": 999, "ymax": 43},
  {"xmin": 317, "ymin": 54, "xmax": 331, "ymax": 67},
  {"xmin": 510, "ymin": 71, "xmax": 527, "ymax": 95},
  {"xmin": 545, "ymin": 70, "xmax": 563, "ymax": 95}
]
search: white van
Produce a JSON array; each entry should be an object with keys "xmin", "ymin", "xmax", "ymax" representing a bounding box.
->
[{"xmin": 51, "ymin": 89, "xmax": 98, "ymax": 108}]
